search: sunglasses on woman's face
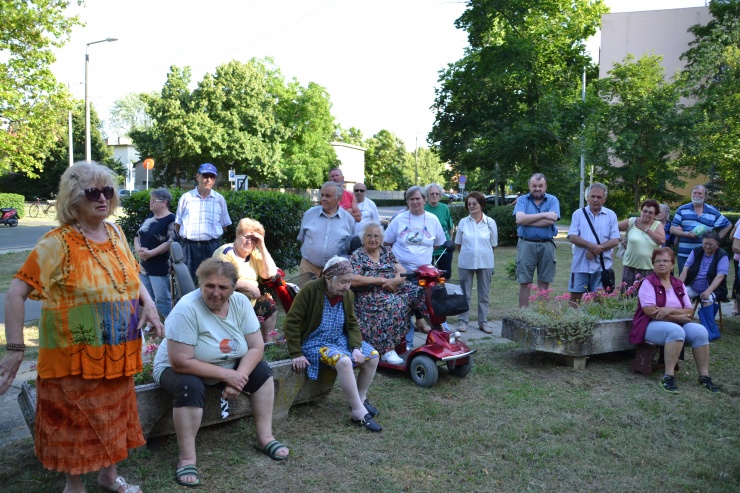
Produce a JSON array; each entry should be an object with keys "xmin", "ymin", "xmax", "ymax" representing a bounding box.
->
[{"xmin": 84, "ymin": 186, "xmax": 115, "ymax": 201}]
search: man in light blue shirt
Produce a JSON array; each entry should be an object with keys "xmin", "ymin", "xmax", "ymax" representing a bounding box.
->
[
  {"xmin": 567, "ymin": 183, "xmax": 620, "ymax": 306},
  {"xmin": 513, "ymin": 173, "xmax": 560, "ymax": 307}
]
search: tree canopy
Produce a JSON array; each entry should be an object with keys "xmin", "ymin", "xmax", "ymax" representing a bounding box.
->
[
  {"xmin": 0, "ymin": 0, "xmax": 81, "ymax": 177},
  {"xmin": 429, "ymin": 0, "xmax": 607, "ymax": 207},
  {"xmin": 678, "ymin": 0, "xmax": 740, "ymax": 208},
  {"xmin": 585, "ymin": 54, "xmax": 691, "ymax": 211},
  {"xmin": 131, "ymin": 59, "xmax": 338, "ymax": 188}
]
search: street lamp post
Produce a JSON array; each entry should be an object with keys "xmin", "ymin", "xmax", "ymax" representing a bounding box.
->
[{"xmin": 85, "ymin": 37, "xmax": 117, "ymax": 162}]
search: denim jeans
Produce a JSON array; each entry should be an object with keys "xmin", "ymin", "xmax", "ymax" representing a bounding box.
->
[{"xmin": 140, "ymin": 273, "xmax": 172, "ymax": 317}]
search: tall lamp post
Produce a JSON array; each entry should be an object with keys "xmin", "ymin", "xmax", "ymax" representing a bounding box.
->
[{"xmin": 85, "ymin": 37, "xmax": 117, "ymax": 161}]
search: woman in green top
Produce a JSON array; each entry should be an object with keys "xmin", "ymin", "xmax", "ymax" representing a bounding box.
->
[{"xmin": 424, "ymin": 183, "xmax": 454, "ymax": 279}]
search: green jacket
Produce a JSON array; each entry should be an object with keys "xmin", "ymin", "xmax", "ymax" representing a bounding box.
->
[{"xmin": 283, "ymin": 277, "xmax": 363, "ymax": 359}]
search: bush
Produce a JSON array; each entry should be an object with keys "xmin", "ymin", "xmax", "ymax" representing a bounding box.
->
[
  {"xmin": 0, "ymin": 193, "xmax": 26, "ymax": 218},
  {"xmin": 449, "ymin": 204, "xmax": 517, "ymax": 246},
  {"xmin": 118, "ymin": 189, "xmax": 310, "ymax": 270}
]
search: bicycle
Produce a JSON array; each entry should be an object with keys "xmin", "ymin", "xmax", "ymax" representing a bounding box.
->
[{"xmin": 28, "ymin": 197, "xmax": 56, "ymax": 218}]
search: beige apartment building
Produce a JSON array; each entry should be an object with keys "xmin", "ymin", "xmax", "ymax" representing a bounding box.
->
[{"xmin": 599, "ymin": 6, "xmax": 712, "ymax": 197}]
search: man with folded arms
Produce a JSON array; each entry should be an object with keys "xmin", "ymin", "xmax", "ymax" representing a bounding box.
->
[{"xmin": 513, "ymin": 173, "xmax": 560, "ymax": 307}]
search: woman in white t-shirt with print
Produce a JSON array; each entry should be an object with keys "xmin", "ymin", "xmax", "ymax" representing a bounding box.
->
[{"xmin": 383, "ymin": 186, "xmax": 445, "ymax": 347}]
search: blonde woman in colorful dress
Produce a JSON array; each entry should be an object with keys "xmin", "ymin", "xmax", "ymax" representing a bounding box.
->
[{"xmin": 0, "ymin": 161, "xmax": 163, "ymax": 493}]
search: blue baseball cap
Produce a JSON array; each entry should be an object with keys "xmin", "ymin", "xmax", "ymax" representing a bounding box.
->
[{"xmin": 198, "ymin": 163, "xmax": 218, "ymax": 176}]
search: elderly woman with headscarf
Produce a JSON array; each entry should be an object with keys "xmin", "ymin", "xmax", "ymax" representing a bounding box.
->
[
  {"xmin": 284, "ymin": 256, "xmax": 382, "ymax": 432},
  {"xmin": 152, "ymin": 259, "xmax": 289, "ymax": 487},
  {"xmin": 134, "ymin": 187, "xmax": 176, "ymax": 317},
  {"xmin": 0, "ymin": 161, "xmax": 163, "ymax": 493},
  {"xmin": 213, "ymin": 217, "xmax": 279, "ymax": 342}
]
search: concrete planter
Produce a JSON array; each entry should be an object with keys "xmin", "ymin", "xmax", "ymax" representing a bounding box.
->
[
  {"xmin": 501, "ymin": 317, "xmax": 633, "ymax": 369},
  {"xmin": 17, "ymin": 359, "xmax": 336, "ymax": 440}
]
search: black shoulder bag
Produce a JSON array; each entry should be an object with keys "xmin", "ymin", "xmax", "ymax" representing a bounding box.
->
[{"xmin": 582, "ymin": 207, "xmax": 615, "ymax": 292}]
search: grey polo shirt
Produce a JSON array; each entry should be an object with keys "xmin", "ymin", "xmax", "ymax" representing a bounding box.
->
[{"xmin": 298, "ymin": 206, "xmax": 356, "ymax": 268}]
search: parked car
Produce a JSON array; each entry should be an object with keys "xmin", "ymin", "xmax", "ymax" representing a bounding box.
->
[
  {"xmin": 485, "ymin": 194, "xmax": 519, "ymax": 206},
  {"xmin": 118, "ymin": 189, "xmax": 141, "ymax": 197}
]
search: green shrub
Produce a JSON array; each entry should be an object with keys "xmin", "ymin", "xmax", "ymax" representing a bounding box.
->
[
  {"xmin": 0, "ymin": 193, "xmax": 26, "ymax": 218},
  {"xmin": 450, "ymin": 204, "xmax": 517, "ymax": 246},
  {"xmin": 118, "ymin": 189, "xmax": 309, "ymax": 270}
]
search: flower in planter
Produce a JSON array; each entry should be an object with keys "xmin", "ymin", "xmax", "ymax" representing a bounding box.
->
[{"xmin": 508, "ymin": 281, "xmax": 639, "ymax": 344}]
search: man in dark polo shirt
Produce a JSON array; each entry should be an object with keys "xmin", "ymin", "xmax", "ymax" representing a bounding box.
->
[{"xmin": 513, "ymin": 173, "xmax": 560, "ymax": 307}]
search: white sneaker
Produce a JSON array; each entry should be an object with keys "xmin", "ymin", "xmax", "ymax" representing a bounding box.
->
[{"xmin": 381, "ymin": 350, "xmax": 403, "ymax": 365}]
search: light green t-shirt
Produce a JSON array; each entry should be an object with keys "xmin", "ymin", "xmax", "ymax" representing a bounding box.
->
[
  {"xmin": 153, "ymin": 289, "xmax": 260, "ymax": 384},
  {"xmin": 623, "ymin": 217, "xmax": 661, "ymax": 270}
]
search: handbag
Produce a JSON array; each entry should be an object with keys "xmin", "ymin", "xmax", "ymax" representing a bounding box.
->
[
  {"xmin": 429, "ymin": 283, "xmax": 469, "ymax": 316},
  {"xmin": 582, "ymin": 208, "xmax": 616, "ymax": 292}
]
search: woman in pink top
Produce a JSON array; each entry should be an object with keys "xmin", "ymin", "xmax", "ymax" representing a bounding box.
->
[{"xmin": 631, "ymin": 247, "xmax": 719, "ymax": 394}]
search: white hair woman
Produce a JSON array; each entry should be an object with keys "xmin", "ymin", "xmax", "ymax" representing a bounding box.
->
[{"xmin": 284, "ymin": 256, "xmax": 382, "ymax": 432}]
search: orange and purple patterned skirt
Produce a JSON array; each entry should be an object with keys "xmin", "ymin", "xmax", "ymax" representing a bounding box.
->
[{"xmin": 34, "ymin": 375, "xmax": 145, "ymax": 475}]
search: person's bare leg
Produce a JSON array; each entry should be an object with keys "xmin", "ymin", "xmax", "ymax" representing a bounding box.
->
[
  {"xmin": 335, "ymin": 357, "xmax": 365, "ymax": 419},
  {"xmin": 63, "ymin": 474, "xmax": 85, "ymax": 493},
  {"xmin": 356, "ymin": 357, "xmax": 378, "ymax": 402},
  {"xmin": 691, "ymin": 344, "xmax": 711, "ymax": 377},
  {"xmin": 250, "ymin": 377, "xmax": 288, "ymax": 457},
  {"xmin": 260, "ymin": 312, "xmax": 277, "ymax": 343},
  {"xmin": 173, "ymin": 406, "xmax": 203, "ymax": 484},
  {"xmin": 663, "ymin": 341, "xmax": 683, "ymax": 376},
  {"xmin": 518, "ymin": 283, "xmax": 531, "ymax": 307},
  {"xmin": 569, "ymin": 292, "xmax": 583, "ymax": 309}
]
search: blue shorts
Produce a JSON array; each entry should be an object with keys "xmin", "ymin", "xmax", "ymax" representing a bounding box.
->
[{"xmin": 569, "ymin": 271, "xmax": 603, "ymax": 293}]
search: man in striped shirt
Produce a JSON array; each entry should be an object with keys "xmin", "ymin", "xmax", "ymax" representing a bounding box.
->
[{"xmin": 670, "ymin": 185, "xmax": 731, "ymax": 273}]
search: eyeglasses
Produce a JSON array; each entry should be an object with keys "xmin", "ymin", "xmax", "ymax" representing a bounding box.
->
[
  {"xmin": 354, "ymin": 189, "xmax": 366, "ymax": 193},
  {"xmin": 641, "ymin": 209, "xmax": 656, "ymax": 215},
  {"xmin": 84, "ymin": 186, "xmax": 115, "ymax": 201},
  {"xmin": 653, "ymin": 259, "xmax": 672, "ymax": 264}
]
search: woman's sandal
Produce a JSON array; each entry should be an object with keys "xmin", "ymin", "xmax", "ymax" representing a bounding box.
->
[
  {"xmin": 255, "ymin": 439, "xmax": 290, "ymax": 461},
  {"xmin": 99, "ymin": 476, "xmax": 142, "ymax": 493},
  {"xmin": 479, "ymin": 324, "xmax": 493, "ymax": 334},
  {"xmin": 174, "ymin": 465, "xmax": 201, "ymax": 488}
]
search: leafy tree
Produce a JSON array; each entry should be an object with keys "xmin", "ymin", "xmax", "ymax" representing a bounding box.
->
[
  {"xmin": 678, "ymin": 0, "xmax": 740, "ymax": 208},
  {"xmin": 108, "ymin": 92, "xmax": 156, "ymax": 138},
  {"xmin": 333, "ymin": 126, "xmax": 365, "ymax": 147},
  {"xmin": 364, "ymin": 130, "xmax": 409, "ymax": 190},
  {"xmin": 429, "ymin": 0, "xmax": 607, "ymax": 207},
  {"xmin": 585, "ymin": 54, "xmax": 690, "ymax": 211},
  {"xmin": 275, "ymin": 81, "xmax": 337, "ymax": 188},
  {"xmin": 0, "ymin": 0, "xmax": 81, "ymax": 177},
  {"xmin": 0, "ymin": 101, "xmax": 119, "ymax": 200},
  {"xmin": 403, "ymin": 147, "xmax": 447, "ymax": 189}
]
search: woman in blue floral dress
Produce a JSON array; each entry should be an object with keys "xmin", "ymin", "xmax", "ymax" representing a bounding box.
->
[
  {"xmin": 350, "ymin": 222, "xmax": 426, "ymax": 365},
  {"xmin": 284, "ymin": 257, "xmax": 382, "ymax": 432}
]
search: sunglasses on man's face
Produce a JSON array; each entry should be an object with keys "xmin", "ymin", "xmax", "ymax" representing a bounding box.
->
[{"xmin": 84, "ymin": 186, "xmax": 115, "ymax": 201}]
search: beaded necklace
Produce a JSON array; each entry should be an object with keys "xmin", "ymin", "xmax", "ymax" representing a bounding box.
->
[{"xmin": 75, "ymin": 221, "xmax": 129, "ymax": 294}]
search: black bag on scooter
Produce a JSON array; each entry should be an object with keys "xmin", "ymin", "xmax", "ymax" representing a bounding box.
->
[{"xmin": 429, "ymin": 283, "xmax": 468, "ymax": 317}]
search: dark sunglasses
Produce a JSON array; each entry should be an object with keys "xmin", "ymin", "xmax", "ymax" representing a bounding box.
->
[
  {"xmin": 354, "ymin": 189, "xmax": 366, "ymax": 193},
  {"xmin": 84, "ymin": 186, "xmax": 115, "ymax": 201}
]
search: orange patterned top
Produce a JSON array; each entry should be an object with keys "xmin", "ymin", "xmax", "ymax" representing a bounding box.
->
[{"xmin": 15, "ymin": 223, "xmax": 143, "ymax": 379}]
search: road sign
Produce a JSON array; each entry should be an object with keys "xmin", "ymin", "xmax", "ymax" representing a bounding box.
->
[
  {"xmin": 459, "ymin": 174, "xmax": 467, "ymax": 184},
  {"xmin": 143, "ymin": 158, "xmax": 154, "ymax": 170},
  {"xmin": 229, "ymin": 169, "xmax": 235, "ymax": 181}
]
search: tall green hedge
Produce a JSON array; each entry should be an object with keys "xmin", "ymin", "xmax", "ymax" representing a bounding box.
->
[
  {"xmin": 118, "ymin": 189, "xmax": 310, "ymax": 270},
  {"xmin": 0, "ymin": 193, "xmax": 26, "ymax": 218}
]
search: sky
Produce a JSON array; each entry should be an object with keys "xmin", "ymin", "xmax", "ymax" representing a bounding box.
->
[{"xmin": 49, "ymin": 0, "xmax": 709, "ymax": 150}]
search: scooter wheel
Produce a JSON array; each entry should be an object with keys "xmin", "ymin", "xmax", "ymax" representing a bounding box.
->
[
  {"xmin": 409, "ymin": 355, "xmax": 438, "ymax": 387},
  {"xmin": 8, "ymin": 218, "xmax": 18, "ymax": 227},
  {"xmin": 447, "ymin": 356, "xmax": 473, "ymax": 377}
]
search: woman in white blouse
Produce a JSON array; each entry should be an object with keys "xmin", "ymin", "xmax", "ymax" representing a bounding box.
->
[{"xmin": 454, "ymin": 191, "xmax": 498, "ymax": 334}]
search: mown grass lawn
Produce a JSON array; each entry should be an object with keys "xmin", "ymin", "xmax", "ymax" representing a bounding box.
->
[{"xmin": 1, "ymin": 245, "xmax": 738, "ymax": 492}]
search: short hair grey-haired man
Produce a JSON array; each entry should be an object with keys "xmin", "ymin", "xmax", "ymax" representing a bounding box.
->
[
  {"xmin": 513, "ymin": 173, "xmax": 560, "ymax": 307},
  {"xmin": 297, "ymin": 181, "xmax": 356, "ymax": 277},
  {"xmin": 670, "ymin": 185, "xmax": 731, "ymax": 273},
  {"xmin": 567, "ymin": 183, "xmax": 620, "ymax": 306}
]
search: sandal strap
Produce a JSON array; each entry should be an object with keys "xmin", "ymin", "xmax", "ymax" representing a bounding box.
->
[
  {"xmin": 108, "ymin": 476, "xmax": 140, "ymax": 493},
  {"xmin": 176, "ymin": 465, "xmax": 200, "ymax": 478},
  {"xmin": 264, "ymin": 439, "xmax": 286, "ymax": 456}
]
